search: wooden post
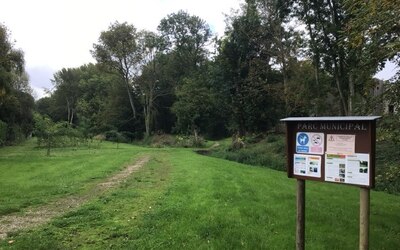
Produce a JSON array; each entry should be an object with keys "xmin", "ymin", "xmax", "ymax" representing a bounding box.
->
[
  {"xmin": 359, "ymin": 187, "xmax": 370, "ymax": 250},
  {"xmin": 297, "ymin": 179, "xmax": 305, "ymax": 250}
]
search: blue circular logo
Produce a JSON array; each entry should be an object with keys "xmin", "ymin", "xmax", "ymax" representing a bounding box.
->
[{"xmin": 297, "ymin": 133, "xmax": 309, "ymax": 145}]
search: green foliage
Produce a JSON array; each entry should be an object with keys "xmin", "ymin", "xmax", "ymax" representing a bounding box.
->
[
  {"xmin": 92, "ymin": 21, "xmax": 142, "ymax": 119},
  {"xmin": 172, "ymin": 74, "xmax": 217, "ymax": 136},
  {"xmin": 375, "ymin": 138, "xmax": 400, "ymax": 194},
  {"xmin": 175, "ymin": 135, "xmax": 205, "ymax": 148},
  {"xmin": 158, "ymin": 10, "xmax": 211, "ymax": 72},
  {"xmin": 32, "ymin": 4, "xmax": 400, "ymax": 144},
  {"xmin": 344, "ymin": 0, "xmax": 400, "ymax": 71},
  {"xmin": 375, "ymin": 165, "xmax": 400, "ymax": 195},
  {"xmin": 33, "ymin": 113, "xmax": 87, "ymax": 155},
  {"xmin": 377, "ymin": 115, "xmax": 400, "ymax": 144},
  {"xmin": 141, "ymin": 133, "xmax": 205, "ymax": 148},
  {"xmin": 210, "ymin": 134, "xmax": 286, "ymax": 171},
  {"xmin": 216, "ymin": 2, "xmax": 286, "ymax": 134},
  {"xmin": 148, "ymin": 134, "xmax": 177, "ymax": 147},
  {"xmin": 0, "ymin": 24, "xmax": 35, "ymax": 145}
]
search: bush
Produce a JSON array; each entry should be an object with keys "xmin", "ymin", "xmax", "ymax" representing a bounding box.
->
[
  {"xmin": 377, "ymin": 115, "xmax": 400, "ymax": 144},
  {"xmin": 209, "ymin": 134, "xmax": 286, "ymax": 171},
  {"xmin": 175, "ymin": 135, "xmax": 205, "ymax": 148},
  {"xmin": 105, "ymin": 130, "xmax": 129, "ymax": 143},
  {"xmin": 375, "ymin": 165, "xmax": 400, "ymax": 194},
  {"xmin": 375, "ymin": 140, "xmax": 400, "ymax": 194},
  {"xmin": 150, "ymin": 134, "xmax": 176, "ymax": 147}
]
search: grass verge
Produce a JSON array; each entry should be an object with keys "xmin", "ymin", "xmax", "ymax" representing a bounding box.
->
[{"xmin": 1, "ymin": 146, "xmax": 399, "ymax": 249}]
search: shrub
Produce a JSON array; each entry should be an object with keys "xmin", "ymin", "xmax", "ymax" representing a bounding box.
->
[
  {"xmin": 176, "ymin": 135, "xmax": 205, "ymax": 148},
  {"xmin": 377, "ymin": 115, "xmax": 400, "ymax": 144},
  {"xmin": 375, "ymin": 140, "xmax": 400, "ymax": 194},
  {"xmin": 209, "ymin": 134, "xmax": 286, "ymax": 171},
  {"xmin": 150, "ymin": 134, "xmax": 176, "ymax": 147},
  {"xmin": 375, "ymin": 165, "xmax": 400, "ymax": 194},
  {"xmin": 105, "ymin": 130, "xmax": 128, "ymax": 143}
]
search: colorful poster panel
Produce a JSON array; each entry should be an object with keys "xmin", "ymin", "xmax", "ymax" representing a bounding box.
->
[
  {"xmin": 325, "ymin": 153, "xmax": 370, "ymax": 186},
  {"xmin": 294, "ymin": 154, "xmax": 322, "ymax": 178}
]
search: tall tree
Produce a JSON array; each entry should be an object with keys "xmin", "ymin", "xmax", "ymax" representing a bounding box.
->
[
  {"xmin": 158, "ymin": 10, "xmax": 212, "ymax": 79},
  {"xmin": 257, "ymin": 0, "xmax": 303, "ymax": 115},
  {"xmin": 172, "ymin": 70, "xmax": 218, "ymax": 138},
  {"xmin": 0, "ymin": 24, "xmax": 24, "ymax": 106},
  {"xmin": 155, "ymin": 11, "xmax": 213, "ymax": 135},
  {"xmin": 52, "ymin": 68, "xmax": 81, "ymax": 125},
  {"xmin": 136, "ymin": 31, "xmax": 168, "ymax": 137},
  {"xmin": 0, "ymin": 24, "xmax": 34, "ymax": 144},
  {"xmin": 285, "ymin": 0, "xmax": 367, "ymax": 115},
  {"xmin": 92, "ymin": 21, "xmax": 142, "ymax": 119},
  {"xmin": 217, "ymin": 0, "xmax": 282, "ymax": 136},
  {"xmin": 344, "ymin": 0, "xmax": 400, "ymax": 75}
]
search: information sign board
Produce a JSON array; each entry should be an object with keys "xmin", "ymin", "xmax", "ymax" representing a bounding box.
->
[{"xmin": 281, "ymin": 116, "xmax": 380, "ymax": 188}]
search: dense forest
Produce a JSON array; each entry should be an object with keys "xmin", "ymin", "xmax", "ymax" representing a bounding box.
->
[{"xmin": 1, "ymin": 0, "xmax": 399, "ymax": 146}]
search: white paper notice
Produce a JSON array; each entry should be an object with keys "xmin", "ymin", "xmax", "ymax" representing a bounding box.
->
[
  {"xmin": 325, "ymin": 153, "xmax": 370, "ymax": 186},
  {"xmin": 294, "ymin": 154, "xmax": 321, "ymax": 178},
  {"xmin": 325, "ymin": 154, "xmax": 346, "ymax": 183},
  {"xmin": 345, "ymin": 154, "xmax": 370, "ymax": 186},
  {"xmin": 326, "ymin": 134, "xmax": 355, "ymax": 154}
]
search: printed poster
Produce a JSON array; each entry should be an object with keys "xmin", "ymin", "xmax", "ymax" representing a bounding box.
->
[
  {"xmin": 325, "ymin": 154, "xmax": 346, "ymax": 183},
  {"xmin": 345, "ymin": 154, "xmax": 370, "ymax": 186},
  {"xmin": 294, "ymin": 154, "xmax": 321, "ymax": 178},
  {"xmin": 325, "ymin": 153, "xmax": 370, "ymax": 186},
  {"xmin": 296, "ymin": 132, "xmax": 324, "ymax": 155},
  {"xmin": 326, "ymin": 134, "xmax": 355, "ymax": 154}
]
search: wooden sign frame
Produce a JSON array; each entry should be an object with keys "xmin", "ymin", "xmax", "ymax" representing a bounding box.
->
[
  {"xmin": 281, "ymin": 116, "xmax": 380, "ymax": 188},
  {"xmin": 281, "ymin": 116, "xmax": 380, "ymax": 250}
]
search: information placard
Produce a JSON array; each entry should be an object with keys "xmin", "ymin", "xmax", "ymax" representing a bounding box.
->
[
  {"xmin": 326, "ymin": 134, "xmax": 355, "ymax": 154},
  {"xmin": 294, "ymin": 154, "xmax": 321, "ymax": 178},
  {"xmin": 281, "ymin": 116, "xmax": 379, "ymax": 188},
  {"xmin": 296, "ymin": 132, "xmax": 324, "ymax": 155}
]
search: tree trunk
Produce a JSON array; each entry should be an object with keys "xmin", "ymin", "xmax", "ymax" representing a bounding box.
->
[
  {"xmin": 47, "ymin": 135, "xmax": 51, "ymax": 156},
  {"xmin": 70, "ymin": 109, "xmax": 74, "ymax": 125},
  {"xmin": 348, "ymin": 73, "xmax": 354, "ymax": 116},
  {"xmin": 66, "ymin": 99, "xmax": 71, "ymax": 124},
  {"xmin": 124, "ymin": 79, "xmax": 136, "ymax": 119},
  {"xmin": 333, "ymin": 61, "xmax": 348, "ymax": 116},
  {"xmin": 279, "ymin": 39, "xmax": 289, "ymax": 115},
  {"xmin": 144, "ymin": 104, "xmax": 150, "ymax": 138},
  {"xmin": 194, "ymin": 128, "xmax": 199, "ymax": 143}
]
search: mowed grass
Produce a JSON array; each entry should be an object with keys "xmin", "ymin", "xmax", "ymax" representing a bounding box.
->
[
  {"xmin": 1, "ymin": 142, "xmax": 400, "ymax": 249},
  {"xmin": 0, "ymin": 139, "xmax": 146, "ymax": 216}
]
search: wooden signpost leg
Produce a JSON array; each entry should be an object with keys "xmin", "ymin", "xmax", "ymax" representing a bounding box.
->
[
  {"xmin": 297, "ymin": 179, "xmax": 305, "ymax": 250},
  {"xmin": 359, "ymin": 187, "xmax": 370, "ymax": 250}
]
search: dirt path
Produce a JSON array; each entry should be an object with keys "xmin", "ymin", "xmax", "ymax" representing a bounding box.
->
[{"xmin": 0, "ymin": 155, "xmax": 150, "ymax": 240}]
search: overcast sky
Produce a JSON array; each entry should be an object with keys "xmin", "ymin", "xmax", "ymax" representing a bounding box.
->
[{"xmin": 1, "ymin": 0, "xmax": 397, "ymax": 99}]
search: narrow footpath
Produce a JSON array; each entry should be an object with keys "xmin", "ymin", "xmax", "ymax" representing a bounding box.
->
[{"xmin": 0, "ymin": 156, "xmax": 150, "ymax": 240}]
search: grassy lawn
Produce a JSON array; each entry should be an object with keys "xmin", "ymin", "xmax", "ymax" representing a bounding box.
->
[
  {"xmin": 0, "ymin": 139, "xmax": 147, "ymax": 216},
  {"xmin": 0, "ymin": 141, "xmax": 399, "ymax": 249}
]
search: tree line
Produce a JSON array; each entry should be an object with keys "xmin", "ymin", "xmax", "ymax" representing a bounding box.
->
[{"xmin": 1, "ymin": 0, "xmax": 399, "ymax": 146}]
